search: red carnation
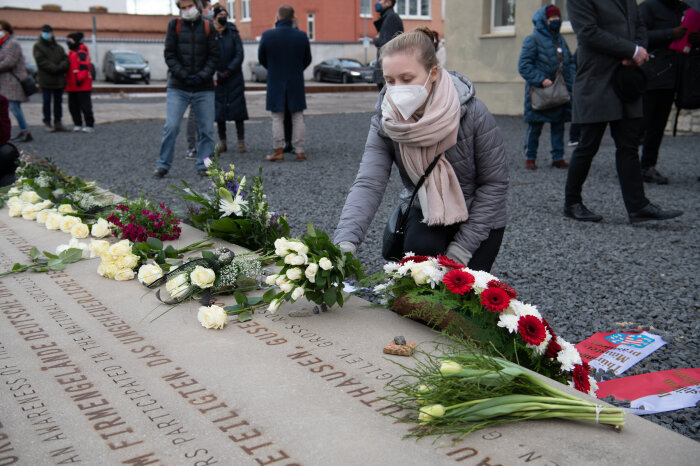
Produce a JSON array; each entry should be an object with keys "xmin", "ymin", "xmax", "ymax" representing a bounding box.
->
[
  {"xmin": 517, "ymin": 315, "xmax": 547, "ymax": 346},
  {"xmin": 443, "ymin": 269, "xmax": 475, "ymax": 295},
  {"xmin": 545, "ymin": 337, "xmax": 562, "ymax": 358},
  {"xmin": 486, "ymin": 279, "xmax": 517, "ymax": 299},
  {"xmin": 480, "ymin": 287, "xmax": 511, "ymax": 312},
  {"xmin": 573, "ymin": 362, "xmax": 591, "ymax": 393},
  {"xmin": 437, "ymin": 255, "xmax": 465, "ymax": 269},
  {"xmin": 542, "ymin": 318, "xmax": 557, "ymax": 339},
  {"xmin": 398, "ymin": 255, "xmax": 431, "ymax": 265}
]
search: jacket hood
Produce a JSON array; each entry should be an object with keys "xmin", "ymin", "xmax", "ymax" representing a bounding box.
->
[{"xmin": 532, "ymin": 5, "xmax": 557, "ymax": 36}]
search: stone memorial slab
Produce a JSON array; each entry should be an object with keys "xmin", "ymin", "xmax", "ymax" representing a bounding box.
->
[{"xmin": 0, "ymin": 215, "xmax": 698, "ymax": 465}]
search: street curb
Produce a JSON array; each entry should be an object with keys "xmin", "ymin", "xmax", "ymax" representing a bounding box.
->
[{"xmin": 91, "ymin": 83, "xmax": 378, "ymax": 94}]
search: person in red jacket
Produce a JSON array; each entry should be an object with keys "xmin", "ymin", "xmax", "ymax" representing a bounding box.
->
[{"xmin": 65, "ymin": 32, "xmax": 94, "ymax": 132}]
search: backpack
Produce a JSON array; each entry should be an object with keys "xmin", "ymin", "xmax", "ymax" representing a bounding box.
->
[{"xmin": 175, "ymin": 18, "xmax": 210, "ymax": 37}]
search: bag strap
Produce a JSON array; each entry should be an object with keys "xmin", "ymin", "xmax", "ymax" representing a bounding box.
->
[
  {"xmin": 395, "ymin": 153, "xmax": 444, "ymax": 232},
  {"xmin": 176, "ymin": 18, "xmax": 210, "ymax": 37}
]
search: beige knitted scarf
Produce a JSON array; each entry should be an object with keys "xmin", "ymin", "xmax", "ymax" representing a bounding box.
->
[{"xmin": 382, "ymin": 68, "xmax": 468, "ymax": 226}]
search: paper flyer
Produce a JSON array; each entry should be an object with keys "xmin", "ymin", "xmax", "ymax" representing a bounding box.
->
[{"xmin": 575, "ymin": 331, "xmax": 666, "ymax": 375}]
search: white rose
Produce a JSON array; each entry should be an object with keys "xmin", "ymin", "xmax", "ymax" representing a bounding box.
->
[
  {"xmin": 288, "ymin": 241, "xmax": 309, "ymax": 255},
  {"xmin": 8, "ymin": 203, "xmax": 23, "ymax": 217},
  {"xmin": 7, "ymin": 196, "xmax": 23, "ymax": 208},
  {"xmin": 291, "ymin": 287, "xmax": 305, "ymax": 301},
  {"xmin": 267, "ymin": 298, "xmax": 282, "ymax": 313},
  {"xmin": 89, "ymin": 239, "xmax": 110, "ymax": 258},
  {"xmin": 285, "ymin": 267, "xmax": 302, "ymax": 281},
  {"xmin": 68, "ymin": 238, "xmax": 90, "ymax": 259},
  {"xmin": 71, "ymin": 223, "xmax": 90, "ymax": 239},
  {"xmin": 21, "ymin": 206, "xmax": 38, "ymax": 221},
  {"xmin": 274, "ymin": 238, "xmax": 290, "ymax": 256},
  {"xmin": 20, "ymin": 191, "xmax": 41, "ymax": 203},
  {"xmin": 45, "ymin": 213, "xmax": 63, "ymax": 230},
  {"xmin": 91, "ymin": 220, "xmax": 111, "ymax": 238},
  {"xmin": 56, "ymin": 243, "xmax": 70, "ymax": 255},
  {"xmin": 117, "ymin": 253, "xmax": 139, "ymax": 270},
  {"xmin": 59, "ymin": 216, "xmax": 80, "ymax": 233},
  {"xmin": 108, "ymin": 239, "xmax": 132, "ymax": 257},
  {"xmin": 291, "ymin": 253, "xmax": 307, "ymax": 266},
  {"xmin": 275, "ymin": 275, "xmax": 287, "ymax": 286},
  {"xmin": 97, "ymin": 261, "xmax": 118, "ymax": 279},
  {"xmin": 166, "ymin": 273, "xmax": 190, "ymax": 299},
  {"xmin": 410, "ymin": 261, "xmax": 435, "ymax": 286},
  {"xmin": 319, "ymin": 257, "xmax": 333, "ymax": 271},
  {"xmin": 36, "ymin": 209, "xmax": 55, "ymax": 224},
  {"xmin": 114, "ymin": 268, "xmax": 135, "ymax": 281},
  {"xmin": 264, "ymin": 274, "xmax": 278, "ymax": 286},
  {"xmin": 284, "ymin": 253, "xmax": 298, "ymax": 265},
  {"xmin": 8, "ymin": 186, "xmax": 20, "ymax": 195},
  {"xmin": 35, "ymin": 200, "xmax": 53, "ymax": 211},
  {"xmin": 190, "ymin": 265, "xmax": 216, "ymax": 289},
  {"xmin": 197, "ymin": 305, "xmax": 227, "ymax": 329},
  {"xmin": 279, "ymin": 282, "xmax": 294, "ymax": 294},
  {"xmin": 137, "ymin": 263, "xmax": 163, "ymax": 285},
  {"xmin": 305, "ymin": 263, "xmax": 318, "ymax": 283},
  {"xmin": 57, "ymin": 204, "xmax": 77, "ymax": 214}
]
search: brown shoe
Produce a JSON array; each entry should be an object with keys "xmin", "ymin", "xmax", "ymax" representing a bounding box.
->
[
  {"xmin": 296, "ymin": 152, "xmax": 306, "ymax": 161},
  {"xmin": 525, "ymin": 159, "xmax": 537, "ymax": 170},
  {"xmin": 266, "ymin": 148, "xmax": 284, "ymax": 162},
  {"xmin": 551, "ymin": 159, "xmax": 569, "ymax": 169},
  {"xmin": 54, "ymin": 121, "xmax": 68, "ymax": 132},
  {"xmin": 237, "ymin": 140, "xmax": 246, "ymax": 153},
  {"xmin": 218, "ymin": 140, "xmax": 227, "ymax": 153}
]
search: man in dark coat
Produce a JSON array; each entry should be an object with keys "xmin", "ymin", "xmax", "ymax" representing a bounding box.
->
[
  {"xmin": 258, "ymin": 4, "xmax": 312, "ymax": 162},
  {"xmin": 33, "ymin": 24, "xmax": 69, "ymax": 132},
  {"xmin": 373, "ymin": 0, "xmax": 404, "ymax": 90},
  {"xmin": 564, "ymin": 0, "xmax": 682, "ymax": 224},
  {"xmin": 153, "ymin": 0, "xmax": 219, "ymax": 178},
  {"xmin": 639, "ymin": 0, "xmax": 700, "ymax": 184}
]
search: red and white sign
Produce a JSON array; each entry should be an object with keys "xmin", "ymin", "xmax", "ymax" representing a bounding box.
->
[{"xmin": 575, "ymin": 331, "xmax": 666, "ymax": 375}]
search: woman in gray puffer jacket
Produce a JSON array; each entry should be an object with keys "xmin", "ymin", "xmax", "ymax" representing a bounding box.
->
[{"xmin": 334, "ymin": 28, "xmax": 508, "ymax": 272}]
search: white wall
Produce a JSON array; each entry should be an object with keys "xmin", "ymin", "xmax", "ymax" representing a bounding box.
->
[{"xmin": 1, "ymin": 0, "xmax": 128, "ymax": 13}]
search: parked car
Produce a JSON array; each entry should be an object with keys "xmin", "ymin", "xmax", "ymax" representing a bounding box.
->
[
  {"xmin": 250, "ymin": 62, "xmax": 267, "ymax": 82},
  {"xmin": 313, "ymin": 58, "xmax": 373, "ymax": 84},
  {"xmin": 102, "ymin": 50, "xmax": 150, "ymax": 84}
]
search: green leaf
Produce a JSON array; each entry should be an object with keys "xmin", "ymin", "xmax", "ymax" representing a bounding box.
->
[
  {"xmin": 323, "ymin": 287, "xmax": 337, "ymax": 307},
  {"xmin": 138, "ymin": 242, "xmax": 150, "ymax": 252},
  {"xmin": 316, "ymin": 275, "xmax": 326, "ymax": 287},
  {"xmin": 146, "ymin": 237, "xmax": 163, "ymax": 250},
  {"xmin": 157, "ymin": 251, "xmax": 165, "ymax": 263},
  {"xmin": 262, "ymin": 288, "xmax": 277, "ymax": 302},
  {"xmin": 47, "ymin": 258, "xmax": 66, "ymax": 271},
  {"xmin": 202, "ymin": 251, "xmax": 215, "ymax": 260},
  {"xmin": 306, "ymin": 222, "xmax": 317, "ymax": 238},
  {"xmin": 237, "ymin": 311, "xmax": 252, "ymax": 322},
  {"xmin": 218, "ymin": 187, "xmax": 234, "ymax": 203},
  {"xmin": 224, "ymin": 304, "xmax": 243, "ymax": 313},
  {"xmin": 43, "ymin": 251, "xmax": 58, "ymax": 260},
  {"xmin": 233, "ymin": 292, "xmax": 247, "ymax": 305},
  {"xmin": 11, "ymin": 263, "xmax": 23, "ymax": 271},
  {"xmin": 246, "ymin": 296, "xmax": 263, "ymax": 305},
  {"xmin": 164, "ymin": 245, "xmax": 179, "ymax": 259},
  {"xmin": 30, "ymin": 247, "xmax": 40, "ymax": 259},
  {"xmin": 58, "ymin": 248, "xmax": 83, "ymax": 264},
  {"xmin": 337, "ymin": 290, "xmax": 344, "ymax": 307}
]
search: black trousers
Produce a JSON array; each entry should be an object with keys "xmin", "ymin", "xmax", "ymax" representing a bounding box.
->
[
  {"xmin": 42, "ymin": 88, "xmax": 63, "ymax": 124},
  {"xmin": 564, "ymin": 119, "xmax": 649, "ymax": 213},
  {"xmin": 402, "ymin": 207, "xmax": 505, "ymax": 273},
  {"xmin": 641, "ymin": 89, "xmax": 675, "ymax": 169},
  {"xmin": 68, "ymin": 91, "xmax": 94, "ymax": 127},
  {"xmin": 216, "ymin": 120, "xmax": 245, "ymax": 141},
  {"xmin": 283, "ymin": 105, "xmax": 292, "ymax": 144}
]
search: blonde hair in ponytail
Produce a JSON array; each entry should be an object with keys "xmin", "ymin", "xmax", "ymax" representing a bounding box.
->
[{"xmin": 379, "ymin": 27, "xmax": 438, "ymax": 72}]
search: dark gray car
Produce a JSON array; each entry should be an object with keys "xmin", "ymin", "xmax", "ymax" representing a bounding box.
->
[
  {"xmin": 313, "ymin": 58, "xmax": 373, "ymax": 84},
  {"xmin": 103, "ymin": 50, "xmax": 150, "ymax": 84}
]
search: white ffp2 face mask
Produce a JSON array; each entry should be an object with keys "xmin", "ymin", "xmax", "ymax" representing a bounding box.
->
[
  {"xmin": 385, "ymin": 69, "xmax": 434, "ymax": 120},
  {"xmin": 181, "ymin": 6, "xmax": 201, "ymax": 21}
]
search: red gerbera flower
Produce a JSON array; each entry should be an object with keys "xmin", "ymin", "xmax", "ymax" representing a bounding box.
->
[
  {"xmin": 437, "ymin": 255, "xmax": 465, "ymax": 269},
  {"xmin": 542, "ymin": 318, "xmax": 557, "ymax": 339},
  {"xmin": 480, "ymin": 287, "xmax": 511, "ymax": 312},
  {"xmin": 398, "ymin": 255, "xmax": 431, "ymax": 265},
  {"xmin": 486, "ymin": 279, "xmax": 517, "ymax": 299},
  {"xmin": 443, "ymin": 269, "xmax": 475, "ymax": 295},
  {"xmin": 517, "ymin": 315, "xmax": 547, "ymax": 346},
  {"xmin": 573, "ymin": 362, "xmax": 591, "ymax": 393},
  {"xmin": 545, "ymin": 337, "xmax": 562, "ymax": 358}
]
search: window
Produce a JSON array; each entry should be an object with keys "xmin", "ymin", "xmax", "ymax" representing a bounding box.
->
[
  {"xmin": 552, "ymin": 0, "xmax": 568, "ymax": 22},
  {"xmin": 491, "ymin": 0, "xmax": 516, "ymax": 33},
  {"xmin": 227, "ymin": 0, "xmax": 235, "ymax": 20},
  {"xmin": 307, "ymin": 13, "xmax": 315, "ymax": 41},
  {"xmin": 395, "ymin": 0, "xmax": 430, "ymax": 19},
  {"xmin": 360, "ymin": 0, "xmax": 372, "ymax": 18},
  {"xmin": 241, "ymin": 0, "xmax": 250, "ymax": 21}
]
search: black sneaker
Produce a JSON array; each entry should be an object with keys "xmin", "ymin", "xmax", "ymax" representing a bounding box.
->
[
  {"xmin": 641, "ymin": 167, "xmax": 669, "ymax": 185},
  {"xmin": 197, "ymin": 169, "xmax": 208, "ymax": 177},
  {"xmin": 153, "ymin": 168, "xmax": 168, "ymax": 178},
  {"xmin": 185, "ymin": 148, "xmax": 197, "ymax": 160}
]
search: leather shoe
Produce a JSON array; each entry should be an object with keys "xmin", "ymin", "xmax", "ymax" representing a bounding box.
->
[
  {"xmin": 629, "ymin": 203, "xmax": 683, "ymax": 224},
  {"xmin": 525, "ymin": 160, "xmax": 537, "ymax": 170},
  {"xmin": 641, "ymin": 167, "xmax": 669, "ymax": 185},
  {"xmin": 296, "ymin": 152, "xmax": 306, "ymax": 161},
  {"xmin": 153, "ymin": 168, "xmax": 168, "ymax": 178},
  {"xmin": 266, "ymin": 148, "xmax": 284, "ymax": 162},
  {"xmin": 564, "ymin": 202, "xmax": 603, "ymax": 222},
  {"xmin": 551, "ymin": 159, "xmax": 569, "ymax": 168}
]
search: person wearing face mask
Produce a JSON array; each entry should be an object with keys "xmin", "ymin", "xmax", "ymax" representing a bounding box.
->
[
  {"xmin": 518, "ymin": 5, "xmax": 576, "ymax": 171},
  {"xmin": 212, "ymin": 5, "xmax": 248, "ymax": 154},
  {"xmin": 33, "ymin": 24, "xmax": 69, "ymax": 132},
  {"xmin": 65, "ymin": 32, "xmax": 94, "ymax": 133},
  {"xmin": 0, "ymin": 20, "xmax": 32, "ymax": 143},
  {"xmin": 372, "ymin": 0, "xmax": 404, "ymax": 91},
  {"xmin": 153, "ymin": 0, "xmax": 219, "ymax": 179},
  {"xmin": 638, "ymin": 0, "xmax": 700, "ymax": 185},
  {"xmin": 334, "ymin": 27, "xmax": 508, "ymax": 271},
  {"xmin": 185, "ymin": 0, "xmax": 212, "ymax": 160}
]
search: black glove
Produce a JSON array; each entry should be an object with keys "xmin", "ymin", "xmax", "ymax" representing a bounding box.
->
[
  {"xmin": 185, "ymin": 74, "xmax": 203, "ymax": 87},
  {"xmin": 75, "ymin": 80, "xmax": 82, "ymax": 88},
  {"xmin": 671, "ymin": 26, "xmax": 688, "ymax": 41},
  {"xmin": 216, "ymin": 70, "xmax": 231, "ymax": 81},
  {"xmin": 687, "ymin": 31, "xmax": 700, "ymax": 46}
]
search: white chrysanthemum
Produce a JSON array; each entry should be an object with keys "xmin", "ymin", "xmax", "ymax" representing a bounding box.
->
[
  {"xmin": 526, "ymin": 330, "xmax": 552, "ymax": 355},
  {"xmin": 470, "ymin": 269, "xmax": 496, "ymax": 293},
  {"xmin": 587, "ymin": 377, "xmax": 599, "ymax": 397},
  {"xmin": 396, "ymin": 263, "xmax": 412, "ymax": 277},
  {"xmin": 383, "ymin": 262, "xmax": 400, "ymax": 274},
  {"xmin": 403, "ymin": 251, "xmax": 415, "ymax": 257},
  {"xmin": 219, "ymin": 196, "xmax": 248, "ymax": 217},
  {"xmin": 426, "ymin": 266, "xmax": 445, "ymax": 288},
  {"xmin": 509, "ymin": 300, "xmax": 542, "ymax": 319},
  {"xmin": 556, "ymin": 338, "xmax": 582, "ymax": 371},
  {"xmin": 497, "ymin": 314, "xmax": 519, "ymax": 334}
]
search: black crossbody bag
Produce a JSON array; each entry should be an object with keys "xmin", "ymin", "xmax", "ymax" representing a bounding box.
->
[{"xmin": 381, "ymin": 153, "xmax": 443, "ymax": 261}]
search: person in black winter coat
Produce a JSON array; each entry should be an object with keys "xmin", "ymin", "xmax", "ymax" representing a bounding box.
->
[
  {"xmin": 153, "ymin": 0, "xmax": 219, "ymax": 179},
  {"xmin": 639, "ymin": 0, "xmax": 700, "ymax": 184},
  {"xmin": 373, "ymin": 0, "xmax": 404, "ymax": 90}
]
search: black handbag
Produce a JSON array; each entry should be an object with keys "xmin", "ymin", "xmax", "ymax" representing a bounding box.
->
[
  {"xmin": 12, "ymin": 71, "xmax": 38, "ymax": 97},
  {"xmin": 382, "ymin": 153, "xmax": 443, "ymax": 261}
]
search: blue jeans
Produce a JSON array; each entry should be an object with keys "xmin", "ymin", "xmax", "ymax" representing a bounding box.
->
[
  {"xmin": 157, "ymin": 88, "xmax": 215, "ymax": 172},
  {"xmin": 42, "ymin": 88, "xmax": 63, "ymax": 124},
  {"xmin": 8, "ymin": 101, "xmax": 28, "ymax": 131},
  {"xmin": 523, "ymin": 121, "xmax": 564, "ymax": 161}
]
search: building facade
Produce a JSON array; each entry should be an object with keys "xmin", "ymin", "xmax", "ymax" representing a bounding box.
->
[{"xmin": 0, "ymin": 1, "xmax": 128, "ymax": 13}]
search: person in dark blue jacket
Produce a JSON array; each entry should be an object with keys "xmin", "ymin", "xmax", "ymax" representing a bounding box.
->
[
  {"xmin": 518, "ymin": 5, "xmax": 575, "ymax": 170},
  {"xmin": 258, "ymin": 4, "xmax": 312, "ymax": 162},
  {"xmin": 212, "ymin": 5, "xmax": 248, "ymax": 154}
]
